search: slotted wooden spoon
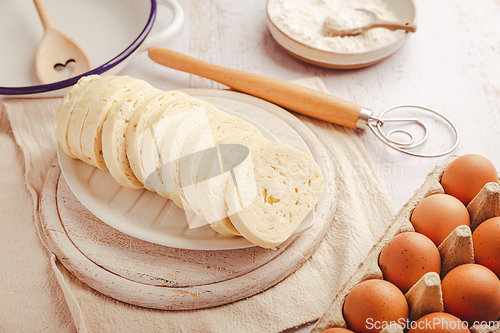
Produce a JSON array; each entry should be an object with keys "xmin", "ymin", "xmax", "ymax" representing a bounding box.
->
[{"xmin": 33, "ymin": 0, "xmax": 92, "ymax": 84}]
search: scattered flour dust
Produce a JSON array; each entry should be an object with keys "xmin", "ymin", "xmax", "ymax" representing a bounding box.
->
[{"xmin": 268, "ymin": 0, "xmax": 405, "ymax": 53}]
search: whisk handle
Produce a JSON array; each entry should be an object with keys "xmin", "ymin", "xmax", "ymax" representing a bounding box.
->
[{"xmin": 148, "ymin": 47, "xmax": 370, "ymax": 129}]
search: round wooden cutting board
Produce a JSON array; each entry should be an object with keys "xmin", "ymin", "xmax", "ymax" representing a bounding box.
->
[{"xmin": 39, "ymin": 89, "xmax": 337, "ymax": 310}]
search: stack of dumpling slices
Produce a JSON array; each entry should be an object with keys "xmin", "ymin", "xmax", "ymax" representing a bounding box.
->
[{"xmin": 56, "ymin": 75, "xmax": 324, "ymax": 248}]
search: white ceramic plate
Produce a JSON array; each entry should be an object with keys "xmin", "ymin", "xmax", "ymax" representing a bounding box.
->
[
  {"xmin": 0, "ymin": 0, "xmax": 183, "ymax": 97},
  {"xmin": 58, "ymin": 97, "xmax": 316, "ymax": 250},
  {"xmin": 266, "ymin": 0, "xmax": 417, "ymax": 69}
]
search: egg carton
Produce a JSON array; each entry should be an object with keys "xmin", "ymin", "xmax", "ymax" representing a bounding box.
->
[{"xmin": 311, "ymin": 156, "xmax": 500, "ymax": 333}]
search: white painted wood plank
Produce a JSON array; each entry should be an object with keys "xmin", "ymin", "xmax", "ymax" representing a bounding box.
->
[{"xmin": 120, "ymin": 0, "xmax": 500, "ymax": 214}]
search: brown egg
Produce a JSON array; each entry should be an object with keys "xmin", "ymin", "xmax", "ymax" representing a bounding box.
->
[
  {"xmin": 321, "ymin": 329, "xmax": 354, "ymax": 333},
  {"xmin": 473, "ymin": 216, "xmax": 500, "ymax": 277},
  {"xmin": 441, "ymin": 154, "xmax": 498, "ymax": 206},
  {"xmin": 408, "ymin": 312, "xmax": 469, "ymax": 332},
  {"xmin": 442, "ymin": 264, "xmax": 500, "ymax": 323},
  {"xmin": 343, "ymin": 279, "xmax": 408, "ymax": 333},
  {"xmin": 410, "ymin": 193, "xmax": 470, "ymax": 246},
  {"xmin": 379, "ymin": 232, "xmax": 441, "ymax": 293}
]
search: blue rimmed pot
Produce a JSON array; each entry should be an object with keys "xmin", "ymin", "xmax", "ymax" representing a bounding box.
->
[{"xmin": 0, "ymin": 0, "xmax": 184, "ymax": 97}]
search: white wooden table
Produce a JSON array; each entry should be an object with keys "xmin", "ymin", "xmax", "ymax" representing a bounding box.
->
[
  {"xmin": 121, "ymin": 2, "xmax": 499, "ymax": 330},
  {"xmin": 2, "ymin": 0, "xmax": 498, "ymax": 332},
  {"xmin": 122, "ymin": 0, "xmax": 500, "ymax": 215}
]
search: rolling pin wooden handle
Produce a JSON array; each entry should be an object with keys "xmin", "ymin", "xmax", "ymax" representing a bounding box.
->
[{"xmin": 148, "ymin": 47, "xmax": 372, "ymax": 129}]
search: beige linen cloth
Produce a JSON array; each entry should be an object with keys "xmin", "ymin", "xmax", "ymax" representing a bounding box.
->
[{"xmin": 0, "ymin": 78, "xmax": 395, "ymax": 333}]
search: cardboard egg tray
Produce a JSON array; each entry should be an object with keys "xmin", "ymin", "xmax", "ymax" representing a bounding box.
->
[{"xmin": 311, "ymin": 156, "xmax": 500, "ymax": 333}]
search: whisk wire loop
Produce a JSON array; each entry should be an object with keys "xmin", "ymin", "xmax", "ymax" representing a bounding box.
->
[{"xmin": 366, "ymin": 104, "xmax": 459, "ymax": 158}]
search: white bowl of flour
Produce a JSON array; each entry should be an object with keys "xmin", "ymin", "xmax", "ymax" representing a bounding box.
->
[{"xmin": 266, "ymin": 0, "xmax": 417, "ymax": 69}]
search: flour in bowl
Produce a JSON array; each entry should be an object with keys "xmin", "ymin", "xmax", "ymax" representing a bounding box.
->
[
  {"xmin": 325, "ymin": 7, "xmax": 373, "ymax": 31},
  {"xmin": 268, "ymin": 0, "xmax": 405, "ymax": 53}
]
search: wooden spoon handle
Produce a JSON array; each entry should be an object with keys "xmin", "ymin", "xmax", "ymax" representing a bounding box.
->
[
  {"xmin": 33, "ymin": 0, "xmax": 54, "ymax": 31},
  {"xmin": 370, "ymin": 21, "xmax": 417, "ymax": 33},
  {"xmin": 148, "ymin": 47, "xmax": 369, "ymax": 129}
]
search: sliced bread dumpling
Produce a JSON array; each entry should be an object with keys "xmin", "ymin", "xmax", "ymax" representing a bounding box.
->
[
  {"xmin": 126, "ymin": 90, "xmax": 189, "ymax": 186},
  {"xmin": 101, "ymin": 87, "xmax": 163, "ymax": 188},
  {"xmin": 208, "ymin": 115, "xmax": 262, "ymax": 141},
  {"xmin": 140, "ymin": 96, "xmax": 222, "ymax": 196},
  {"xmin": 66, "ymin": 75, "xmax": 120, "ymax": 161},
  {"xmin": 56, "ymin": 75, "xmax": 100, "ymax": 158},
  {"xmin": 180, "ymin": 115, "xmax": 264, "ymax": 221},
  {"xmin": 197, "ymin": 132, "xmax": 270, "ymax": 237},
  {"xmin": 225, "ymin": 141, "xmax": 324, "ymax": 248},
  {"xmin": 158, "ymin": 97, "xmax": 226, "ymax": 209},
  {"xmin": 141, "ymin": 109, "xmax": 193, "ymax": 196},
  {"xmin": 178, "ymin": 119, "xmax": 217, "ymax": 220},
  {"xmin": 80, "ymin": 76, "xmax": 152, "ymax": 169}
]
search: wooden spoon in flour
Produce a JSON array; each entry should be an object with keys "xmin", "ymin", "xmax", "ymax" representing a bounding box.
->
[
  {"xmin": 323, "ymin": 8, "xmax": 416, "ymax": 37},
  {"xmin": 33, "ymin": 0, "xmax": 92, "ymax": 84}
]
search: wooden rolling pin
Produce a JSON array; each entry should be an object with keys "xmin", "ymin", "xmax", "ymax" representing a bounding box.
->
[{"xmin": 148, "ymin": 47, "xmax": 372, "ymax": 129}]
